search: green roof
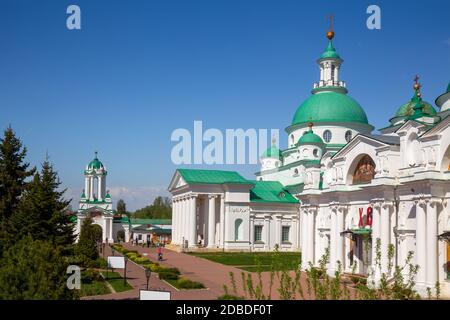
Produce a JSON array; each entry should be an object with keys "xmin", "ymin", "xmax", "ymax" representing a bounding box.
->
[
  {"xmin": 88, "ymin": 153, "xmax": 104, "ymax": 170},
  {"xmin": 320, "ymin": 41, "xmax": 341, "ymax": 60},
  {"xmin": 297, "ymin": 128, "xmax": 324, "ymax": 145},
  {"xmin": 292, "ymin": 91, "xmax": 369, "ymax": 125},
  {"xmin": 262, "ymin": 145, "xmax": 281, "ymax": 159},
  {"xmin": 249, "ymin": 181, "xmax": 298, "ymax": 204},
  {"xmin": 351, "ymin": 228, "xmax": 372, "ymax": 235},
  {"xmin": 393, "ymin": 91, "xmax": 436, "ymax": 119},
  {"xmin": 118, "ymin": 218, "xmax": 172, "ymax": 225},
  {"xmin": 177, "ymin": 169, "xmax": 251, "ymax": 185}
]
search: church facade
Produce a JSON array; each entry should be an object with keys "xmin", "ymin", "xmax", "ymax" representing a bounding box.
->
[{"xmin": 168, "ymin": 27, "xmax": 450, "ymax": 296}]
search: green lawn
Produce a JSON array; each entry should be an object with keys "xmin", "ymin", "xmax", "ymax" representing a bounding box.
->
[
  {"xmin": 189, "ymin": 252, "xmax": 301, "ymax": 272},
  {"xmin": 101, "ymin": 271, "xmax": 133, "ymax": 292}
]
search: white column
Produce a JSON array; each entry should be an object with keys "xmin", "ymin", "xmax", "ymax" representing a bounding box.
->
[
  {"xmin": 371, "ymin": 202, "xmax": 382, "ymax": 284},
  {"xmin": 328, "ymin": 205, "xmax": 337, "ymax": 275},
  {"xmin": 180, "ymin": 198, "xmax": 185, "ymax": 246},
  {"xmin": 219, "ymin": 195, "xmax": 225, "ymax": 248},
  {"xmin": 250, "ymin": 215, "xmax": 255, "ymax": 248},
  {"xmin": 291, "ymin": 216, "xmax": 298, "ymax": 249},
  {"xmin": 307, "ymin": 208, "xmax": 315, "ymax": 266},
  {"xmin": 84, "ymin": 177, "xmax": 89, "ymax": 197},
  {"xmin": 98, "ymin": 176, "xmax": 102, "ymax": 201},
  {"xmin": 182, "ymin": 198, "xmax": 187, "ymax": 245},
  {"xmin": 426, "ymin": 199, "xmax": 439, "ymax": 290},
  {"xmin": 108, "ymin": 217, "xmax": 113, "ymax": 242},
  {"xmin": 415, "ymin": 199, "xmax": 427, "ymax": 292},
  {"xmin": 89, "ymin": 176, "xmax": 94, "ymax": 200},
  {"xmin": 264, "ymin": 216, "xmax": 270, "ymax": 250},
  {"xmin": 300, "ymin": 208, "xmax": 308, "ymax": 269},
  {"xmin": 102, "ymin": 218, "xmax": 107, "ymax": 242},
  {"xmin": 275, "ymin": 215, "xmax": 282, "ymax": 246},
  {"xmin": 336, "ymin": 206, "xmax": 345, "ymax": 269},
  {"xmin": 189, "ymin": 195, "xmax": 197, "ymax": 247},
  {"xmin": 207, "ymin": 195, "xmax": 216, "ymax": 248},
  {"xmin": 381, "ymin": 202, "xmax": 392, "ymax": 275},
  {"xmin": 172, "ymin": 200, "xmax": 177, "ymax": 245}
]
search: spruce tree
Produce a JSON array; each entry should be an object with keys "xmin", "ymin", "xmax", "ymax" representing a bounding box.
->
[
  {"xmin": 9, "ymin": 160, "xmax": 75, "ymax": 249},
  {"xmin": 75, "ymin": 217, "xmax": 99, "ymax": 263},
  {"xmin": 0, "ymin": 235, "xmax": 77, "ymax": 300},
  {"xmin": 0, "ymin": 127, "xmax": 35, "ymax": 256}
]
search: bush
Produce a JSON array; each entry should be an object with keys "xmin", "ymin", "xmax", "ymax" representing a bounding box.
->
[
  {"xmin": 134, "ymin": 257, "xmax": 150, "ymax": 264},
  {"xmin": 159, "ymin": 271, "xmax": 179, "ymax": 280},
  {"xmin": 81, "ymin": 270, "xmax": 103, "ymax": 284},
  {"xmin": 177, "ymin": 277, "xmax": 205, "ymax": 289}
]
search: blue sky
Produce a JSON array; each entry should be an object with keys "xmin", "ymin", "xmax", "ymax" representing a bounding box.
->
[{"xmin": 0, "ymin": 0, "xmax": 449, "ymax": 210}]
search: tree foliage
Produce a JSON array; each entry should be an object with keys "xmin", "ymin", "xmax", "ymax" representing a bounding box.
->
[
  {"xmin": 116, "ymin": 199, "xmax": 126, "ymax": 214},
  {"xmin": 9, "ymin": 160, "xmax": 75, "ymax": 249},
  {"xmin": 0, "ymin": 235, "xmax": 77, "ymax": 300},
  {"xmin": 0, "ymin": 127, "xmax": 35, "ymax": 256},
  {"xmin": 75, "ymin": 217, "xmax": 99, "ymax": 263},
  {"xmin": 133, "ymin": 196, "xmax": 172, "ymax": 219}
]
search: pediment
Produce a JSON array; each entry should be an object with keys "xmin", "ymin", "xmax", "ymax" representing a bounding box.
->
[
  {"xmin": 420, "ymin": 116, "xmax": 450, "ymax": 139},
  {"xmin": 395, "ymin": 119, "xmax": 426, "ymax": 135},
  {"xmin": 168, "ymin": 170, "xmax": 187, "ymax": 192},
  {"xmin": 333, "ymin": 134, "xmax": 389, "ymax": 160}
]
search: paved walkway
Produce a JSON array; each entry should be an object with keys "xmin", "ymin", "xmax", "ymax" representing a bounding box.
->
[{"xmin": 84, "ymin": 243, "xmax": 348, "ymax": 300}]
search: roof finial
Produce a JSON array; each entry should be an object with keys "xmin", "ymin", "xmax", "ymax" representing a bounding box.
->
[
  {"xmin": 413, "ymin": 75, "xmax": 422, "ymax": 97},
  {"xmin": 94, "ymin": 151, "xmax": 98, "ymax": 159},
  {"xmin": 327, "ymin": 15, "xmax": 335, "ymax": 40},
  {"xmin": 308, "ymin": 121, "xmax": 314, "ymax": 131}
]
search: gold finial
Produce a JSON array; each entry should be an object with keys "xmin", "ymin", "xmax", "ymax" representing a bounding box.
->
[
  {"xmin": 308, "ymin": 122, "xmax": 314, "ymax": 130},
  {"xmin": 413, "ymin": 75, "xmax": 421, "ymax": 91},
  {"xmin": 326, "ymin": 15, "xmax": 335, "ymax": 40}
]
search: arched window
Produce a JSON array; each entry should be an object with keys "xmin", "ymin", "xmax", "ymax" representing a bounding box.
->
[
  {"xmin": 323, "ymin": 130, "xmax": 332, "ymax": 143},
  {"xmin": 293, "ymin": 168, "xmax": 299, "ymax": 176},
  {"xmin": 345, "ymin": 130, "xmax": 352, "ymax": 143},
  {"xmin": 313, "ymin": 148, "xmax": 319, "ymax": 157},
  {"xmin": 352, "ymin": 155, "xmax": 376, "ymax": 184},
  {"xmin": 290, "ymin": 134, "xmax": 294, "ymax": 145},
  {"xmin": 234, "ymin": 219, "xmax": 243, "ymax": 241}
]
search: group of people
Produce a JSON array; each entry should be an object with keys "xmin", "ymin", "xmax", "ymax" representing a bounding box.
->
[{"xmin": 129, "ymin": 234, "xmax": 164, "ymax": 261}]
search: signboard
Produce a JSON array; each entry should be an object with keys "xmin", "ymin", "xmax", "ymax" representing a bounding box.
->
[
  {"xmin": 139, "ymin": 290, "xmax": 171, "ymax": 300},
  {"xmin": 107, "ymin": 256, "xmax": 125, "ymax": 269}
]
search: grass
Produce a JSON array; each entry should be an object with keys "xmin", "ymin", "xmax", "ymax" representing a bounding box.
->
[
  {"xmin": 80, "ymin": 270, "xmax": 110, "ymax": 297},
  {"xmin": 101, "ymin": 271, "xmax": 133, "ymax": 293},
  {"xmin": 189, "ymin": 252, "xmax": 301, "ymax": 271}
]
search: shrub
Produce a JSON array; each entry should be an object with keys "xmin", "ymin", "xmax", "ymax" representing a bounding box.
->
[
  {"xmin": 177, "ymin": 277, "xmax": 205, "ymax": 289},
  {"xmin": 159, "ymin": 271, "xmax": 179, "ymax": 280},
  {"xmin": 134, "ymin": 257, "xmax": 150, "ymax": 264}
]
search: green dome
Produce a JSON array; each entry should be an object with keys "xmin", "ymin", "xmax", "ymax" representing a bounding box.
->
[
  {"xmin": 394, "ymin": 95, "xmax": 436, "ymax": 118},
  {"xmin": 320, "ymin": 41, "xmax": 341, "ymax": 60},
  {"xmin": 262, "ymin": 146, "xmax": 281, "ymax": 159},
  {"xmin": 297, "ymin": 129, "xmax": 324, "ymax": 145},
  {"xmin": 292, "ymin": 91, "xmax": 369, "ymax": 125},
  {"xmin": 88, "ymin": 155, "xmax": 104, "ymax": 170}
]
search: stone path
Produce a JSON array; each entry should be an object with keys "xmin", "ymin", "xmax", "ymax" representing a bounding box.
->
[{"xmin": 83, "ymin": 243, "xmax": 324, "ymax": 300}]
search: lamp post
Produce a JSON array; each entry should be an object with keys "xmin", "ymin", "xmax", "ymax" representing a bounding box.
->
[
  {"xmin": 123, "ymin": 255, "xmax": 128, "ymax": 286},
  {"xmin": 145, "ymin": 268, "xmax": 152, "ymax": 291}
]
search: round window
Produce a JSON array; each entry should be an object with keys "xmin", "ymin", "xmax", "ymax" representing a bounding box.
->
[{"xmin": 323, "ymin": 130, "xmax": 332, "ymax": 143}]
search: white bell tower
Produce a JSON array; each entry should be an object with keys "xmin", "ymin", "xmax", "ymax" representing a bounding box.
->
[{"xmin": 313, "ymin": 16, "xmax": 347, "ymax": 93}]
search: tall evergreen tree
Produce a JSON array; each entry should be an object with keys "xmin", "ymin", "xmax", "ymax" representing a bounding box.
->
[
  {"xmin": 75, "ymin": 217, "xmax": 99, "ymax": 263},
  {"xmin": 0, "ymin": 127, "xmax": 35, "ymax": 256},
  {"xmin": 9, "ymin": 160, "xmax": 75, "ymax": 250}
]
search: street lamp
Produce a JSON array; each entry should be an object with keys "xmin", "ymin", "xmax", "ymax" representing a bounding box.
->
[
  {"xmin": 123, "ymin": 255, "xmax": 128, "ymax": 286},
  {"xmin": 145, "ymin": 268, "xmax": 152, "ymax": 290}
]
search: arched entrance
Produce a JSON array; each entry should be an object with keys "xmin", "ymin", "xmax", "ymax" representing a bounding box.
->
[{"xmin": 352, "ymin": 155, "xmax": 376, "ymax": 184}]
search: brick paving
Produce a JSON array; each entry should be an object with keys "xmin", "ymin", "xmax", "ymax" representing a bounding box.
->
[{"xmin": 84, "ymin": 243, "xmax": 319, "ymax": 300}]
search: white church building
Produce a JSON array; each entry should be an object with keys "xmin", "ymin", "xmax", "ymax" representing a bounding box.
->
[{"xmin": 169, "ymin": 26, "xmax": 450, "ymax": 296}]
